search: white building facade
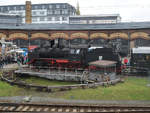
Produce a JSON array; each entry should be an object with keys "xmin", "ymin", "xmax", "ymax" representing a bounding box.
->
[
  {"xmin": 0, "ymin": 3, "xmax": 76, "ymax": 24},
  {"xmin": 0, "ymin": 13, "xmax": 22, "ymax": 25},
  {"xmin": 69, "ymin": 14, "xmax": 121, "ymax": 24}
]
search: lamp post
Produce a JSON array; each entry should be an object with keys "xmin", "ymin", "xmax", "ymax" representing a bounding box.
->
[
  {"xmin": 28, "ymin": 32, "xmax": 31, "ymax": 47},
  {"xmin": 147, "ymin": 64, "xmax": 150, "ymax": 87},
  {"xmin": 147, "ymin": 34, "xmax": 150, "ymax": 87},
  {"xmin": 128, "ymin": 31, "xmax": 131, "ymax": 57},
  {"xmin": 28, "ymin": 32, "xmax": 31, "ymax": 67}
]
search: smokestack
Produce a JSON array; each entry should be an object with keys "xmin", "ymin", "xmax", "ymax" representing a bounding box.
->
[{"xmin": 25, "ymin": 1, "xmax": 32, "ymax": 24}]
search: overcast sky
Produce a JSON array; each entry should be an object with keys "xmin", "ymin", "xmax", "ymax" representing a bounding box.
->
[{"xmin": 1, "ymin": 0, "xmax": 150, "ymax": 22}]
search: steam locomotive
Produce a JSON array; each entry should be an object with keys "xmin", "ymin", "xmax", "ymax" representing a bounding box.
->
[
  {"xmin": 130, "ymin": 47, "xmax": 150, "ymax": 75},
  {"xmin": 28, "ymin": 44, "xmax": 121, "ymax": 72}
]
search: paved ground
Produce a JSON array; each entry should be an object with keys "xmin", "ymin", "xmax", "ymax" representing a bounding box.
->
[{"xmin": 1, "ymin": 64, "xmax": 150, "ymax": 106}]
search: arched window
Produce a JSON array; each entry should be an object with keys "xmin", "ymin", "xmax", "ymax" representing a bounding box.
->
[
  {"xmin": 13, "ymin": 39, "xmax": 28, "ymax": 47},
  {"xmin": 90, "ymin": 38, "xmax": 106, "ymax": 46},
  {"xmin": 58, "ymin": 39, "xmax": 69, "ymax": 47},
  {"xmin": 31, "ymin": 39, "xmax": 50, "ymax": 46},
  {"xmin": 70, "ymin": 38, "xmax": 87, "ymax": 45},
  {"xmin": 135, "ymin": 39, "xmax": 150, "ymax": 47}
]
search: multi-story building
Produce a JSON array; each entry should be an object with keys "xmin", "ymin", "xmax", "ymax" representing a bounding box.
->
[
  {"xmin": 69, "ymin": 14, "xmax": 121, "ymax": 24},
  {"xmin": 0, "ymin": 13, "xmax": 22, "ymax": 25},
  {"xmin": 0, "ymin": 3, "xmax": 76, "ymax": 24}
]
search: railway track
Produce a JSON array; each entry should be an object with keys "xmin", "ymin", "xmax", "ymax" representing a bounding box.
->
[{"xmin": 0, "ymin": 102, "xmax": 150, "ymax": 112}]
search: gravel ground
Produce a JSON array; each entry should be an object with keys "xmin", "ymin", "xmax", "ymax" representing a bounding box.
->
[
  {"xmin": 0, "ymin": 96, "xmax": 150, "ymax": 106},
  {"xmin": 2, "ymin": 63, "xmax": 19, "ymax": 70}
]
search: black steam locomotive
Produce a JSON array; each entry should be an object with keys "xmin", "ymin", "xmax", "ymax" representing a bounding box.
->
[
  {"xmin": 28, "ymin": 44, "xmax": 121, "ymax": 71},
  {"xmin": 130, "ymin": 47, "xmax": 150, "ymax": 76}
]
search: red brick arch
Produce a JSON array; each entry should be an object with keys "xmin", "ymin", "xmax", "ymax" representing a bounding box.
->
[{"xmin": 8, "ymin": 33, "xmax": 28, "ymax": 40}]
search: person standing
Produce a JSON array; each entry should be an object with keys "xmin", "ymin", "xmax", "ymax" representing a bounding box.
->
[{"xmin": 17, "ymin": 54, "xmax": 21, "ymax": 67}]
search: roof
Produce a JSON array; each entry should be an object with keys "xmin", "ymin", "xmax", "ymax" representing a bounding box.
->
[
  {"xmin": 0, "ymin": 13, "xmax": 20, "ymax": 16},
  {"xmin": 0, "ymin": 22, "xmax": 150, "ymax": 30},
  {"xmin": 89, "ymin": 60, "xmax": 117, "ymax": 67},
  {"xmin": 0, "ymin": 3, "xmax": 72, "ymax": 7},
  {"xmin": 69, "ymin": 14, "xmax": 120, "ymax": 18}
]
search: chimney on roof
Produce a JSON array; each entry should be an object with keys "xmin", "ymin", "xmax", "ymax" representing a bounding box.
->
[{"xmin": 25, "ymin": 1, "xmax": 32, "ymax": 24}]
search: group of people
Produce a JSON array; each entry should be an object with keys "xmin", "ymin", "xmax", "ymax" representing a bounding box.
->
[
  {"xmin": 0, "ymin": 53, "xmax": 28, "ymax": 69},
  {"xmin": 16, "ymin": 53, "xmax": 28, "ymax": 67}
]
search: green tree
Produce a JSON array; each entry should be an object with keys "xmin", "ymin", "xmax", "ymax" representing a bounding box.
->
[{"xmin": 76, "ymin": 1, "xmax": 80, "ymax": 15}]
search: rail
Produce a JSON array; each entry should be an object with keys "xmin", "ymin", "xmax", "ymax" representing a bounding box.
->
[{"xmin": 0, "ymin": 102, "xmax": 150, "ymax": 112}]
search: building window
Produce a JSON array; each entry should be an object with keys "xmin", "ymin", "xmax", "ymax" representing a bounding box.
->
[
  {"xmin": 92, "ymin": 20, "xmax": 96, "ymax": 24},
  {"xmin": 34, "ymin": 6, "xmax": 38, "ymax": 9},
  {"xmin": 55, "ymin": 17, "xmax": 60, "ymax": 21},
  {"xmin": 40, "ymin": 17, "xmax": 45, "ymax": 21},
  {"xmin": 70, "ymin": 20, "xmax": 81, "ymax": 24},
  {"xmin": 62, "ymin": 17, "xmax": 67, "ymax": 21},
  {"xmin": 56, "ymin": 5, "xmax": 60, "ymax": 8},
  {"xmin": 53, "ymin": 5, "xmax": 56, "ymax": 9},
  {"xmin": 90, "ymin": 38, "xmax": 106, "ymax": 46},
  {"xmin": 62, "ymin": 4, "xmax": 66, "ymax": 8},
  {"xmin": 0, "ymin": 7, "xmax": 3, "ymax": 11},
  {"xmin": 48, "ymin": 10, "xmax": 53, "ymax": 14},
  {"xmin": 37, "ymin": 5, "xmax": 41, "ymax": 9},
  {"xmin": 21, "ymin": 6, "xmax": 24, "ymax": 10},
  {"xmin": 7, "ymin": 7, "xmax": 10, "ymax": 11},
  {"xmin": 32, "ymin": 11, "xmax": 37, "ymax": 15},
  {"xmin": 32, "ymin": 17, "xmax": 38, "ymax": 22},
  {"xmin": 64, "ymin": 10, "xmax": 68, "ymax": 14},
  {"xmin": 14, "ymin": 7, "xmax": 16, "ymax": 10},
  {"xmin": 49, "ymin": 5, "xmax": 52, "ymax": 9},
  {"xmin": 18, "ymin": 12, "xmax": 23, "ymax": 16},
  {"xmin": 42, "ymin": 5, "xmax": 45, "ymax": 9},
  {"xmin": 71, "ymin": 39, "xmax": 87, "ymax": 45},
  {"xmin": 40, "ymin": 11, "xmax": 45, "ymax": 15},
  {"xmin": 54, "ymin": 10, "xmax": 60, "ymax": 14},
  {"xmin": 47, "ymin": 17, "xmax": 52, "ymax": 21},
  {"xmin": 62, "ymin": 10, "xmax": 65, "ymax": 14},
  {"xmin": 62, "ymin": 10, "xmax": 68, "ymax": 14}
]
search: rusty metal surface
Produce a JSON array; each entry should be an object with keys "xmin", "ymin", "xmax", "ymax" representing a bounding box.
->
[{"xmin": 89, "ymin": 60, "xmax": 117, "ymax": 67}]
